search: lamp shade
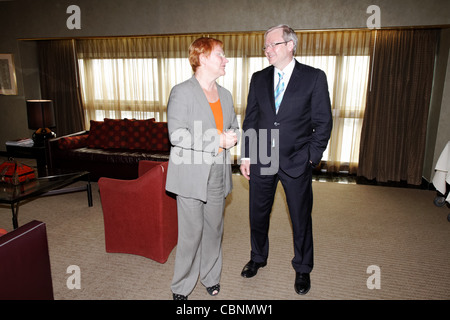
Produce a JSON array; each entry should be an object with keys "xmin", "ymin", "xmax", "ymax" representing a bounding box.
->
[{"xmin": 26, "ymin": 100, "xmax": 56, "ymax": 130}]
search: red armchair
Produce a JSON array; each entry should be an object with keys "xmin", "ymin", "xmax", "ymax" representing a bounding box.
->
[{"xmin": 98, "ymin": 161, "xmax": 177, "ymax": 263}]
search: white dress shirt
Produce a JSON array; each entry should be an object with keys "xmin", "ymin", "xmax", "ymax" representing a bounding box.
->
[{"xmin": 273, "ymin": 58, "xmax": 295, "ymax": 92}]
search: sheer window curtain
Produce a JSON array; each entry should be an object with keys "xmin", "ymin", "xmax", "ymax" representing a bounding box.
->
[
  {"xmin": 76, "ymin": 34, "xmax": 265, "ymax": 124},
  {"xmin": 76, "ymin": 37, "xmax": 198, "ymax": 123},
  {"xmin": 295, "ymin": 30, "xmax": 373, "ymax": 173},
  {"xmin": 75, "ymin": 31, "xmax": 372, "ymax": 168}
]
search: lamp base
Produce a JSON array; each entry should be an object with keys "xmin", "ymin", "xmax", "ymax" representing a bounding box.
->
[{"xmin": 32, "ymin": 128, "xmax": 56, "ymax": 147}]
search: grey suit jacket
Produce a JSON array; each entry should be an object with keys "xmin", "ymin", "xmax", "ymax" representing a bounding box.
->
[{"xmin": 165, "ymin": 76, "xmax": 239, "ymax": 202}]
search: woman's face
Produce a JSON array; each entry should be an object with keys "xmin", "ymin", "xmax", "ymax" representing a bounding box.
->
[{"xmin": 201, "ymin": 45, "xmax": 229, "ymax": 78}]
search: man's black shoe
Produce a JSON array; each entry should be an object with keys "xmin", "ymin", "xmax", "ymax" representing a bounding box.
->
[
  {"xmin": 241, "ymin": 260, "xmax": 267, "ymax": 278},
  {"xmin": 294, "ymin": 272, "xmax": 311, "ymax": 295}
]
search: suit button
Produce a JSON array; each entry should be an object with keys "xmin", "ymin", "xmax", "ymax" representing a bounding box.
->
[{"xmin": 274, "ymin": 122, "xmax": 280, "ymax": 126}]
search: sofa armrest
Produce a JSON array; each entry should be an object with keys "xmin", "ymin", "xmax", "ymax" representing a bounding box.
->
[
  {"xmin": 48, "ymin": 131, "xmax": 89, "ymax": 150},
  {"xmin": 48, "ymin": 131, "xmax": 89, "ymax": 169},
  {"xmin": 0, "ymin": 220, "xmax": 54, "ymax": 300}
]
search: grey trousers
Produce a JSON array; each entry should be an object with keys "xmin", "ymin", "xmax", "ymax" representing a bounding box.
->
[{"xmin": 171, "ymin": 163, "xmax": 225, "ymax": 296}]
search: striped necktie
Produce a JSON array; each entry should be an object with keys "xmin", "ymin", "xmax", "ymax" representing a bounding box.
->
[{"xmin": 274, "ymin": 72, "xmax": 285, "ymax": 113}]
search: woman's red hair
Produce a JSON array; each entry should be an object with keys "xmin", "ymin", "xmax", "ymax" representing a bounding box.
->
[{"xmin": 189, "ymin": 37, "xmax": 223, "ymax": 73}]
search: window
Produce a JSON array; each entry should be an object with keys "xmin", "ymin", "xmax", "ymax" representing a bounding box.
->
[{"xmin": 76, "ymin": 31, "xmax": 373, "ymax": 171}]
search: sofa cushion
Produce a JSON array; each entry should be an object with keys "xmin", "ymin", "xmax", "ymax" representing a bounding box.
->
[
  {"xmin": 104, "ymin": 118, "xmax": 129, "ymax": 149},
  {"xmin": 86, "ymin": 120, "xmax": 109, "ymax": 148},
  {"xmin": 147, "ymin": 122, "xmax": 170, "ymax": 151},
  {"xmin": 127, "ymin": 118, "xmax": 155, "ymax": 150}
]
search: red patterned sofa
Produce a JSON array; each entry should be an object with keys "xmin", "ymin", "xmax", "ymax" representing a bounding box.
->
[{"xmin": 48, "ymin": 118, "xmax": 170, "ymax": 180}]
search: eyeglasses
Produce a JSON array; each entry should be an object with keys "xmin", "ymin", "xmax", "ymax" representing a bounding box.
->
[
  {"xmin": 215, "ymin": 52, "xmax": 226, "ymax": 58},
  {"xmin": 263, "ymin": 41, "xmax": 289, "ymax": 51}
]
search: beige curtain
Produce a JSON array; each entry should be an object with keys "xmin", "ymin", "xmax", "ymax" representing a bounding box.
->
[
  {"xmin": 358, "ymin": 29, "xmax": 439, "ymax": 185},
  {"xmin": 77, "ymin": 36, "xmax": 198, "ymax": 123},
  {"xmin": 76, "ymin": 34, "xmax": 265, "ymax": 123},
  {"xmin": 76, "ymin": 31, "xmax": 372, "ymax": 168}
]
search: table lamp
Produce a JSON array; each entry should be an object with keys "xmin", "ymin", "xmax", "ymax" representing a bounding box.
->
[{"xmin": 26, "ymin": 100, "xmax": 56, "ymax": 146}]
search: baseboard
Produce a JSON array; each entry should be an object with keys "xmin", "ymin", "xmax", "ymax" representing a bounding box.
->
[{"xmin": 356, "ymin": 175, "xmax": 434, "ymax": 190}]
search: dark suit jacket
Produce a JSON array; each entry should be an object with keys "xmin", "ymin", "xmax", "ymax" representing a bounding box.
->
[{"xmin": 241, "ymin": 59, "xmax": 332, "ymax": 178}]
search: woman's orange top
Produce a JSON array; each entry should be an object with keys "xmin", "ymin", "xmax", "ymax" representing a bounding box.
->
[{"xmin": 209, "ymin": 99, "xmax": 223, "ymax": 153}]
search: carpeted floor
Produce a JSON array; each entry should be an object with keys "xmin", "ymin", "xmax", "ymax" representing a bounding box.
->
[{"xmin": 1, "ymin": 168, "xmax": 449, "ymax": 301}]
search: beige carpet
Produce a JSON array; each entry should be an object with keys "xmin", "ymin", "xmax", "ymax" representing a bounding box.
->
[{"xmin": 1, "ymin": 172, "xmax": 449, "ymax": 300}]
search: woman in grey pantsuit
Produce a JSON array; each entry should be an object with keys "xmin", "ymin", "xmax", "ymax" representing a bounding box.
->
[{"xmin": 165, "ymin": 37, "xmax": 239, "ymax": 300}]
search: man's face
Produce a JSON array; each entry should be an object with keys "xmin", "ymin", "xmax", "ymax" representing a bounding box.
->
[{"xmin": 264, "ymin": 28, "xmax": 294, "ymax": 70}]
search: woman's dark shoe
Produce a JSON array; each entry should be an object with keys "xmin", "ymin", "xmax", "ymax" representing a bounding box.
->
[
  {"xmin": 173, "ymin": 293, "xmax": 188, "ymax": 300},
  {"xmin": 206, "ymin": 283, "xmax": 220, "ymax": 296}
]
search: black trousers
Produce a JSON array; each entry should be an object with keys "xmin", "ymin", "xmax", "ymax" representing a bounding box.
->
[{"xmin": 249, "ymin": 167, "xmax": 313, "ymax": 273}]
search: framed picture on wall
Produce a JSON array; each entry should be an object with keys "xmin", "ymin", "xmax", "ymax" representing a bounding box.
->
[{"xmin": 0, "ymin": 54, "xmax": 18, "ymax": 95}]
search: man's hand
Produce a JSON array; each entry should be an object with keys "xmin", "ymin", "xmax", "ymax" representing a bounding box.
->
[{"xmin": 240, "ymin": 158, "xmax": 250, "ymax": 180}]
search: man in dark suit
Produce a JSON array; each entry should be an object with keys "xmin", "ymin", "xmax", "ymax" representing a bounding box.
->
[{"xmin": 240, "ymin": 25, "xmax": 332, "ymax": 295}]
